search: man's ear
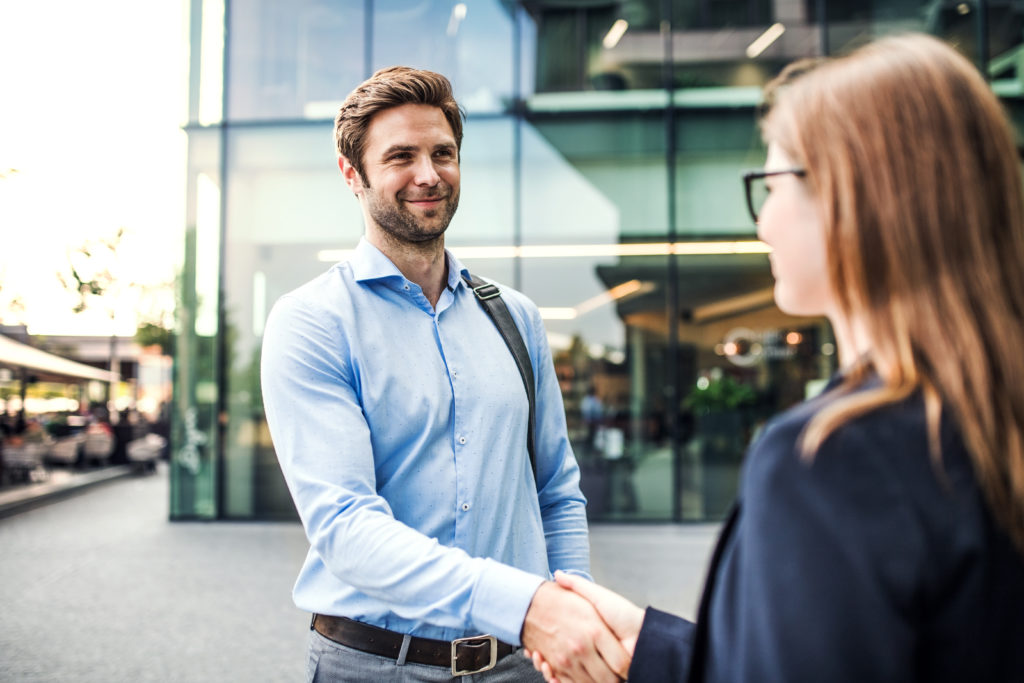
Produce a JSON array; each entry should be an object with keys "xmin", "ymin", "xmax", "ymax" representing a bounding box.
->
[{"xmin": 339, "ymin": 156, "xmax": 364, "ymax": 196}]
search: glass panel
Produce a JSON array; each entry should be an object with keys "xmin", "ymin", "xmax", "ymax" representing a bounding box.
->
[
  {"xmin": 171, "ymin": 129, "xmax": 222, "ymax": 519},
  {"xmin": 194, "ymin": 0, "xmax": 225, "ymax": 126},
  {"xmin": 373, "ymin": 0, "xmax": 516, "ymax": 114},
  {"xmin": 220, "ymin": 125, "xmax": 358, "ymax": 519},
  {"xmin": 526, "ymin": 114, "xmax": 669, "ymax": 240},
  {"xmin": 185, "ymin": 0, "xmax": 219, "ymax": 125},
  {"xmin": 677, "ymin": 288, "xmax": 836, "ymax": 519},
  {"xmin": 228, "ymin": 0, "xmax": 366, "ymax": 121},
  {"xmin": 520, "ymin": 109, "xmax": 671, "ymax": 519},
  {"xmin": 527, "ymin": 3, "xmax": 621, "ymax": 92},
  {"xmin": 821, "ymin": 0, "xmax": 981, "ymax": 62},
  {"xmin": 676, "ymin": 108, "xmax": 765, "ymax": 235},
  {"xmin": 522, "ymin": 253, "xmax": 673, "ymax": 520},
  {"xmin": 671, "ymin": 0, "xmax": 802, "ymax": 91},
  {"xmin": 987, "ymin": 1, "xmax": 1024, "ymax": 96},
  {"xmin": 219, "ymin": 116, "xmax": 517, "ymax": 518},
  {"xmin": 523, "ymin": 0, "xmax": 817, "ymax": 94},
  {"xmin": 196, "ymin": 0, "xmax": 1018, "ymax": 521},
  {"xmin": 523, "ymin": 0, "xmax": 671, "ymax": 92},
  {"xmin": 447, "ymin": 118, "xmax": 517, "ymax": 251}
]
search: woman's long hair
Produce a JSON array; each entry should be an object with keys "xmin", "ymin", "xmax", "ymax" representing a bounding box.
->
[{"xmin": 762, "ymin": 34, "xmax": 1024, "ymax": 555}]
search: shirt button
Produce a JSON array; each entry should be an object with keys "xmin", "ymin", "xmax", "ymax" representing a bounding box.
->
[
  {"xmin": 461, "ymin": 503, "xmax": 471, "ymax": 511},
  {"xmin": 403, "ymin": 284, "xmax": 410, "ymax": 291},
  {"xmin": 458, "ymin": 436, "xmax": 467, "ymax": 445}
]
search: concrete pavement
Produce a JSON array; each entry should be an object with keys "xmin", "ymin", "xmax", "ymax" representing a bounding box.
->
[
  {"xmin": 0, "ymin": 464, "xmax": 136, "ymax": 519},
  {"xmin": 0, "ymin": 466, "xmax": 719, "ymax": 682}
]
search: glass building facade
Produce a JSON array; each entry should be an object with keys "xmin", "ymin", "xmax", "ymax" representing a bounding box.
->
[{"xmin": 171, "ymin": 0, "xmax": 1024, "ymax": 520}]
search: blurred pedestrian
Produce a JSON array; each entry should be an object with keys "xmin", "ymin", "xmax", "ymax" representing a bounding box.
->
[
  {"xmin": 530, "ymin": 33, "xmax": 1024, "ymax": 682},
  {"xmin": 581, "ymin": 385, "xmax": 604, "ymax": 458}
]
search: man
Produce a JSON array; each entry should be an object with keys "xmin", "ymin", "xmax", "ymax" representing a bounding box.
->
[{"xmin": 260, "ymin": 66, "xmax": 628, "ymax": 682}]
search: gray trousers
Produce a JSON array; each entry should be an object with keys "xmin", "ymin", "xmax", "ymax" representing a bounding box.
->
[{"xmin": 307, "ymin": 629, "xmax": 546, "ymax": 682}]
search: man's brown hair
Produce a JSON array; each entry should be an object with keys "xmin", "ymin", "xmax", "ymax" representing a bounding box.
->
[{"xmin": 334, "ymin": 66, "xmax": 464, "ymax": 182}]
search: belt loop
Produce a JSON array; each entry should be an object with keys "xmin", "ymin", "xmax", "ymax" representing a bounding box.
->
[{"xmin": 396, "ymin": 634, "xmax": 412, "ymax": 666}]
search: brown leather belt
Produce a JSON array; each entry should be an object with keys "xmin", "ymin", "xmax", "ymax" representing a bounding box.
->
[{"xmin": 311, "ymin": 614, "xmax": 516, "ymax": 676}]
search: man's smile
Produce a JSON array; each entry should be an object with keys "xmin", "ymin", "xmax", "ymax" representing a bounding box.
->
[{"xmin": 403, "ymin": 195, "xmax": 448, "ymax": 207}]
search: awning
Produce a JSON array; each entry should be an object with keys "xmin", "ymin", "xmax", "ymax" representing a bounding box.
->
[{"xmin": 0, "ymin": 334, "xmax": 119, "ymax": 383}]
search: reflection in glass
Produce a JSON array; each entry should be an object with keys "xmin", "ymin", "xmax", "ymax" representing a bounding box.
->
[
  {"xmin": 374, "ymin": 0, "xmax": 515, "ymax": 113},
  {"xmin": 180, "ymin": 0, "xmax": 1019, "ymax": 521},
  {"xmin": 228, "ymin": 0, "xmax": 365, "ymax": 121},
  {"xmin": 172, "ymin": 130, "xmax": 222, "ymax": 519}
]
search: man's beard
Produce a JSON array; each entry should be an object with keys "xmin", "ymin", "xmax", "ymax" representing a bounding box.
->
[{"xmin": 365, "ymin": 185, "xmax": 460, "ymax": 245}]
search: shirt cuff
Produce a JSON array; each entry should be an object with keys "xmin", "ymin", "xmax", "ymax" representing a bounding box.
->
[
  {"xmin": 469, "ymin": 558, "xmax": 546, "ymax": 646},
  {"xmin": 555, "ymin": 567, "xmax": 593, "ymax": 581}
]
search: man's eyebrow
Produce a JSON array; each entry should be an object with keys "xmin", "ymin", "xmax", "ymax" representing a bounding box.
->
[
  {"xmin": 379, "ymin": 142, "xmax": 456, "ymax": 157},
  {"xmin": 380, "ymin": 144, "xmax": 416, "ymax": 157}
]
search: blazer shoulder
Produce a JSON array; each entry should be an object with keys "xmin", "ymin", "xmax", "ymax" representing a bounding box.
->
[{"xmin": 742, "ymin": 385, "xmax": 934, "ymax": 505}]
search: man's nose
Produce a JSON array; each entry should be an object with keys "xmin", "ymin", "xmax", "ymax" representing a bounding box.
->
[{"xmin": 411, "ymin": 155, "xmax": 441, "ymax": 186}]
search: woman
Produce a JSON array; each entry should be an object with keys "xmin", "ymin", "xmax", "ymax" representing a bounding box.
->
[{"xmin": 530, "ymin": 33, "xmax": 1024, "ymax": 682}]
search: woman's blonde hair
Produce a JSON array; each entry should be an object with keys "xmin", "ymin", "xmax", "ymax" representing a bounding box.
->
[{"xmin": 762, "ymin": 34, "xmax": 1024, "ymax": 554}]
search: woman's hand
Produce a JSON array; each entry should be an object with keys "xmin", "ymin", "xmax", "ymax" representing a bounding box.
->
[{"xmin": 524, "ymin": 571, "xmax": 646, "ymax": 682}]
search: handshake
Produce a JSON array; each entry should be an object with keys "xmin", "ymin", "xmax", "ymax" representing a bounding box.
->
[{"xmin": 521, "ymin": 571, "xmax": 645, "ymax": 683}]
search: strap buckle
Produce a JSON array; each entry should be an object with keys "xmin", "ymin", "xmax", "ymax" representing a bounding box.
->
[
  {"xmin": 451, "ymin": 634, "xmax": 498, "ymax": 676},
  {"xmin": 471, "ymin": 282, "xmax": 501, "ymax": 301}
]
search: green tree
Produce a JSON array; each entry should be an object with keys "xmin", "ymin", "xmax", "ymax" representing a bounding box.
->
[
  {"xmin": 0, "ymin": 279, "xmax": 26, "ymax": 326},
  {"xmin": 136, "ymin": 320, "xmax": 175, "ymax": 356},
  {"xmin": 57, "ymin": 227, "xmax": 130, "ymax": 401}
]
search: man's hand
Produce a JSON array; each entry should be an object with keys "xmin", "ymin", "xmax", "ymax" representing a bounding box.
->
[
  {"xmin": 554, "ymin": 571, "xmax": 644, "ymax": 654},
  {"xmin": 524, "ymin": 573, "xmax": 646, "ymax": 683},
  {"xmin": 521, "ymin": 580, "xmax": 630, "ymax": 683}
]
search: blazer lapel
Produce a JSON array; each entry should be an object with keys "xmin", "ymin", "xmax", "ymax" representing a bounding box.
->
[{"xmin": 686, "ymin": 502, "xmax": 741, "ymax": 683}]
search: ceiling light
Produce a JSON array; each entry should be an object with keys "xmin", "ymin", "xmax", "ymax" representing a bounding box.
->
[
  {"xmin": 447, "ymin": 3, "xmax": 467, "ymax": 37},
  {"xmin": 575, "ymin": 279, "xmax": 655, "ymax": 316},
  {"xmin": 538, "ymin": 307, "xmax": 577, "ymax": 320},
  {"xmin": 746, "ymin": 23, "xmax": 785, "ymax": 59},
  {"xmin": 317, "ymin": 241, "xmax": 771, "ymax": 263},
  {"xmin": 603, "ymin": 19, "xmax": 628, "ymax": 49}
]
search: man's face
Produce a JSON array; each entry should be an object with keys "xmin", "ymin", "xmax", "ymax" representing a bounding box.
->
[{"xmin": 344, "ymin": 103, "xmax": 460, "ymax": 244}]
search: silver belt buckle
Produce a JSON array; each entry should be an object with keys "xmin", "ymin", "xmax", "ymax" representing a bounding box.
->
[{"xmin": 451, "ymin": 634, "xmax": 497, "ymax": 676}]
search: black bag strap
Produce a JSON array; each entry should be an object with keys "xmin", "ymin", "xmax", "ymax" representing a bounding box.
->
[{"xmin": 461, "ymin": 273, "xmax": 537, "ymax": 485}]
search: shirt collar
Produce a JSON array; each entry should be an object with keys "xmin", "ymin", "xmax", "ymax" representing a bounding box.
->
[{"xmin": 350, "ymin": 237, "xmax": 471, "ymax": 293}]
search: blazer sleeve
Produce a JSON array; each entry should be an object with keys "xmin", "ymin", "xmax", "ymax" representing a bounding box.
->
[{"xmin": 629, "ymin": 608, "xmax": 697, "ymax": 682}]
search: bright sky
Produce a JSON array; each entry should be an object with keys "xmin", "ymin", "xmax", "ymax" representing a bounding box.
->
[{"xmin": 0, "ymin": 0, "xmax": 186, "ymax": 336}]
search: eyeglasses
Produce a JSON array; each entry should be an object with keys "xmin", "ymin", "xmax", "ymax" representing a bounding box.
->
[{"xmin": 742, "ymin": 168, "xmax": 806, "ymax": 223}]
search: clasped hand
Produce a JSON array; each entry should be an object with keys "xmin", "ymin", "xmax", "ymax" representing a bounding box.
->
[{"xmin": 521, "ymin": 571, "xmax": 645, "ymax": 683}]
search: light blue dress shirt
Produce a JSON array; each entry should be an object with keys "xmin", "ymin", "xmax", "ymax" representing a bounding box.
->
[{"xmin": 260, "ymin": 238, "xmax": 591, "ymax": 646}]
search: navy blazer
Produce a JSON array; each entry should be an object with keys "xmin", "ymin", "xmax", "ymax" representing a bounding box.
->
[{"xmin": 629, "ymin": 376, "xmax": 1024, "ymax": 682}]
